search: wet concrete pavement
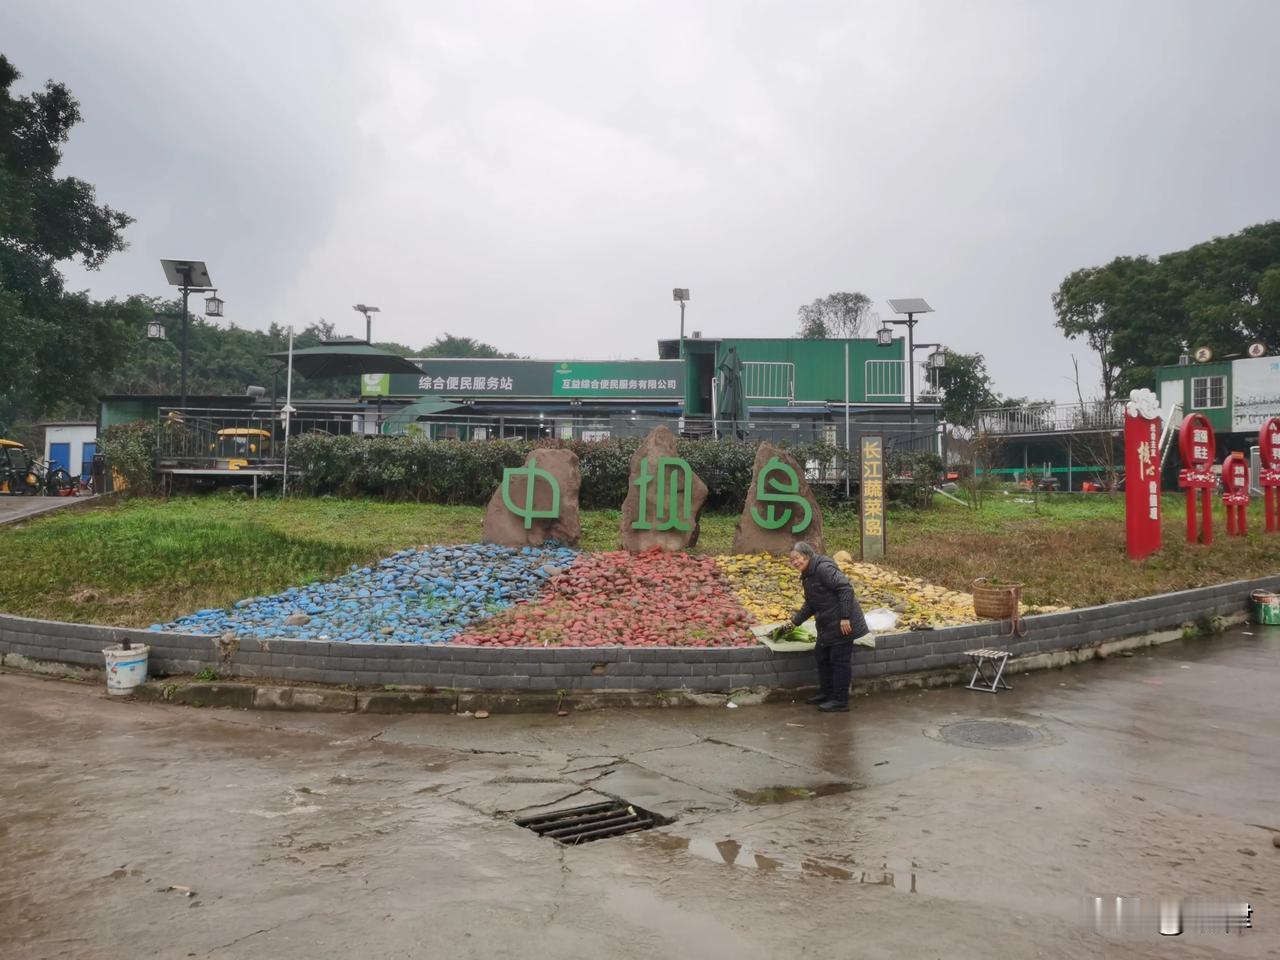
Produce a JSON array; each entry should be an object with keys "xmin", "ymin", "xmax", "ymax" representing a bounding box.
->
[
  {"xmin": 0, "ymin": 494, "xmax": 94, "ymax": 527},
  {"xmin": 2, "ymin": 627, "xmax": 1278, "ymax": 959}
]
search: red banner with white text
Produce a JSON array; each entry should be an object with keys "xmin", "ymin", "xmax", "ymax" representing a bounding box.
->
[{"xmin": 1124, "ymin": 413, "xmax": 1162, "ymax": 560}]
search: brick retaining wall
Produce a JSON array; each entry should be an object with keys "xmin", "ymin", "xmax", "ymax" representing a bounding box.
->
[{"xmin": 2, "ymin": 575, "xmax": 1277, "ymax": 693}]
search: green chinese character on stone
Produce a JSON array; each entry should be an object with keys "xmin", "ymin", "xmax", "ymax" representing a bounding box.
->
[
  {"xmin": 632, "ymin": 456, "xmax": 694, "ymax": 532},
  {"xmin": 750, "ymin": 456, "xmax": 813, "ymax": 533},
  {"xmin": 500, "ymin": 454, "xmax": 561, "ymax": 530}
]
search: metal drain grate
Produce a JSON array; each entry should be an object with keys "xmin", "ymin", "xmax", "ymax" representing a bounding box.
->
[{"xmin": 515, "ymin": 801, "xmax": 660, "ymax": 844}]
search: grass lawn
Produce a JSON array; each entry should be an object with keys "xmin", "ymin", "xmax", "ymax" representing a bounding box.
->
[
  {"xmin": 0, "ymin": 491, "xmax": 1276, "ymax": 627},
  {"xmin": 891, "ymin": 491, "xmax": 1280, "ymax": 608}
]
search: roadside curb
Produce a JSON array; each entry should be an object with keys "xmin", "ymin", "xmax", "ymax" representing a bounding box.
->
[
  {"xmin": 9, "ymin": 614, "xmax": 1244, "ymax": 716},
  {"xmin": 2, "ymin": 571, "xmax": 1274, "ymax": 711},
  {"xmin": 124, "ymin": 678, "xmax": 760, "ymax": 713}
]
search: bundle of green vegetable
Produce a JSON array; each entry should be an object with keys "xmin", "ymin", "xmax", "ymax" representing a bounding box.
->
[{"xmin": 770, "ymin": 622, "xmax": 816, "ymax": 643}]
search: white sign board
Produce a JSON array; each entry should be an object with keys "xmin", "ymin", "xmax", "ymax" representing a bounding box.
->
[
  {"xmin": 1158, "ymin": 378, "xmax": 1182, "ymax": 418},
  {"xmin": 1231, "ymin": 356, "xmax": 1280, "ymax": 432}
]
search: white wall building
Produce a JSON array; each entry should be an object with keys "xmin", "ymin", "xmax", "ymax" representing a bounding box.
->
[{"xmin": 42, "ymin": 422, "xmax": 98, "ymax": 479}]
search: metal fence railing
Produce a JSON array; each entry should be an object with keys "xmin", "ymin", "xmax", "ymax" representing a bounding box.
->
[
  {"xmin": 864, "ymin": 360, "xmax": 905, "ymax": 400},
  {"xmin": 976, "ymin": 400, "xmax": 1125, "ymax": 436},
  {"xmin": 740, "ymin": 362, "xmax": 795, "ymax": 401},
  {"xmin": 155, "ymin": 406, "xmax": 385, "ymax": 470},
  {"xmin": 155, "ymin": 408, "xmax": 283, "ymax": 470},
  {"xmin": 152, "ymin": 405, "xmax": 942, "ymax": 478}
]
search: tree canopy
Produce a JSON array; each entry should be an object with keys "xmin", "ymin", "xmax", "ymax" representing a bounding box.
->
[
  {"xmin": 0, "ymin": 53, "xmax": 144, "ymax": 431},
  {"xmin": 106, "ymin": 314, "xmax": 353, "ymax": 400},
  {"xmin": 0, "ymin": 55, "xmax": 516, "ymax": 428},
  {"xmin": 106, "ymin": 315, "xmax": 517, "ymax": 400},
  {"xmin": 103, "ymin": 318, "xmax": 516, "ymax": 400},
  {"xmin": 796, "ymin": 291, "xmax": 873, "ymax": 339},
  {"xmin": 932, "ymin": 350, "xmax": 998, "ymax": 427},
  {"xmin": 418, "ymin": 332, "xmax": 518, "ymax": 359},
  {"xmin": 1052, "ymin": 221, "xmax": 1280, "ymax": 399}
]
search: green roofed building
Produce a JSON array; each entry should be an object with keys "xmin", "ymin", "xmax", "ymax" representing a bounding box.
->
[
  {"xmin": 98, "ymin": 332, "xmax": 944, "ymax": 464},
  {"xmin": 1155, "ymin": 354, "xmax": 1280, "ymax": 440},
  {"xmin": 353, "ymin": 333, "xmax": 938, "ymax": 447}
]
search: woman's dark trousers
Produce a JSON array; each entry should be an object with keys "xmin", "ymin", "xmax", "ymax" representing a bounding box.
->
[{"xmin": 814, "ymin": 642, "xmax": 852, "ymax": 706}]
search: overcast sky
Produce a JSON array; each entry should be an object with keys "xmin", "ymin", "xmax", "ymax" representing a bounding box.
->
[{"xmin": 5, "ymin": 0, "xmax": 1278, "ymax": 401}]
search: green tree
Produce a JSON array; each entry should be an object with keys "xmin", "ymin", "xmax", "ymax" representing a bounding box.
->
[
  {"xmin": 933, "ymin": 350, "xmax": 997, "ymax": 427},
  {"xmin": 105, "ymin": 316, "xmax": 518, "ymax": 400},
  {"xmin": 796, "ymin": 292, "xmax": 873, "ymax": 339},
  {"xmin": 0, "ymin": 54, "xmax": 141, "ymax": 429},
  {"xmin": 1052, "ymin": 221, "xmax": 1280, "ymax": 398},
  {"xmin": 418, "ymin": 332, "xmax": 517, "ymax": 358},
  {"xmin": 1050, "ymin": 256, "xmax": 1166, "ymax": 401},
  {"xmin": 108, "ymin": 312, "xmax": 364, "ymax": 400}
]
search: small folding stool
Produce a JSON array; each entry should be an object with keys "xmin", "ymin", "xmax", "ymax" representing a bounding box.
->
[{"xmin": 964, "ymin": 648, "xmax": 1011, "ymax": 694}]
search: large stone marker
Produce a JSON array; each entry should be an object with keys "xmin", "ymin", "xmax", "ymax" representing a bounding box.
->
[
  {"xmin": 483, "ymin": 448, "xmax": 582, "ymax": 548},
  {"xmin": 732, "ymin": 442, "xmax": 824, "ymax": 555},
  {"xmin": 619, "ymin": 426, "xmax": 708, "ymax": 552}
]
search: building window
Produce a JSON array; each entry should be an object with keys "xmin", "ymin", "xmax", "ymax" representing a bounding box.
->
[{"xmin": 1191, "ymin": 376, "xmax": 1225, "ymax": 409}]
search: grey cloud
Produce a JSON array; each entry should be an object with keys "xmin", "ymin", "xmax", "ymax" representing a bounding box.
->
[{"xmin": 4, "ymin": 0, "xmax": 1278, "ymax": 398}]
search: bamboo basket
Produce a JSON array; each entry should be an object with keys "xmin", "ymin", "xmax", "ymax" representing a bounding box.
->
[{"xmin": 972, "ymin": 579, "xmax": 1021, "ymax": 620}]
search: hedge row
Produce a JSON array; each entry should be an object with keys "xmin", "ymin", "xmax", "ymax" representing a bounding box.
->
[{"xmin": 287, "ymin": 434, "xmax": 853, "ymax": 511}]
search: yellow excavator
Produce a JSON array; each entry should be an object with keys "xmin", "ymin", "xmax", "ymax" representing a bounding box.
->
[
  {"xmin": 209, "ymin": 428, "xmax": 272, "ymax": 470},
  {"xmin": 1, "ymin": 438, "xmax": 76, "ymax": 495}
]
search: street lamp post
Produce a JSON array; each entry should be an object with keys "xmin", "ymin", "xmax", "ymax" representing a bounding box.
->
[
  {"xmin": 672, "ymin": 289, "xmax": 690, "ymax": 358},
  {"xmin": 912, "ymin": 343, "xmax": 946, "ymax": 391},
  {"xmin": 673, "ymin": 288, "xmax": 691, "ymax": 418},
  {"xmin": 160, "ymin": 260, "xmax": 219, "ymax": 409},
  {"xmin": 884, "ymin": 298, "xmax": 936, "ymax": 427},
  {"xmin": 145, "ymin": 313, "xmax": 176, "ymax": 395},
  {"xmin": 354, "ymin": 303, "xmax": 381, "ymax": 344}
]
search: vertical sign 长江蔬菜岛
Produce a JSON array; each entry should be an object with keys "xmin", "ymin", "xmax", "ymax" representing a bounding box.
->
[{"xmin": 860, "ymin": 435, "xmax": 886, "ymax": 560}]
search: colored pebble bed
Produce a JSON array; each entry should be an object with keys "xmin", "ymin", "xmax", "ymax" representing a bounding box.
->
[
  {"xmin": 155, "ymin": 543, "xmax": 994, "ymax": 648},
  {"xmin": 454, "ymin": 550, "xmax": 755, "ymax": 648},
  {"xmin": 155, "ymin": 543, "xmax": 578, "ymax": 644}
]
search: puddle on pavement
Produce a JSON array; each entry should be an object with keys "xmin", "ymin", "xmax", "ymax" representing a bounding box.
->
[
  {"xmin": 645, "ymin": 832, "xmax": 918, "ymax": 891},
  {"xmin": 732, "ymin": 783, "xmax": 858, "ymax": 805}
]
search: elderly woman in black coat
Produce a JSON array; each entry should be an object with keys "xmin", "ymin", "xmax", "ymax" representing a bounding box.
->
[{"xmin": 789, "ymin": 541, "xmax": 868, "ymax": 712}]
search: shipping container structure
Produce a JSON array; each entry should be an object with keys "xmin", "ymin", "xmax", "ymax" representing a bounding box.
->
[
  {"xmin": 972, "ymin": 354, "xmax": 1280, "ymax": 490},
  {"xmin": 98, "ymin": 334, "xmax": 946, "ymax": 482}
]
